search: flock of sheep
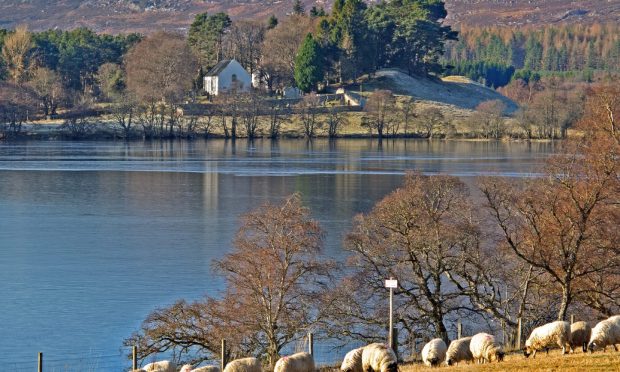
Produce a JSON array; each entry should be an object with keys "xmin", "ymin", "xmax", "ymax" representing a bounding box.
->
[{"xmin": 132, "ymin": 315, "xmax": 620, "ymax": 372}]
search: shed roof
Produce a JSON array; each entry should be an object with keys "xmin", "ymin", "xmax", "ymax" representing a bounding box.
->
[{"xmin": 205, "ymin": 59, "xmax": 232, "ymax": 77}]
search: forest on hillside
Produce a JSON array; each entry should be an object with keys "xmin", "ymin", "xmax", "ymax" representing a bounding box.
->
[{"xmin": 443, "ymin": 23, "xmax": 620, "ymax": 88}]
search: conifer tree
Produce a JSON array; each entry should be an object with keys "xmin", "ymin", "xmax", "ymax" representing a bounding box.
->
[{"xmin": 294, "ymin": 33, "xmax": 323, "ymax": 92}]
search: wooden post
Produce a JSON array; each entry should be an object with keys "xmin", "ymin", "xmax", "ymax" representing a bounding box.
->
[
  {"xmin": 392, "ymin": 327, "xmax": 398, "ymax": 360},
  {"xmin": 308, "ymin": 332, "xmax": 314, "ymax": 355},
  {"xmin": 38, "ymin": 352, "xmax": 43, "ymax": 372},
  {"xmin": 221, "ymin": 339, "xmax": 227, "ymax": 371},
  {"xmin": 132, "ymin": 346, "xmax": 138, "ymax": 371},
  {"xmin": 516, "ymin": 318, "xmax": 522, "ymax": 350},
  {"xmin": 570, "ymin": 314, "xmax": 575, "ymax": 324},
  {"xmin": 457, "ymin": 320, "xmax": 462, "ymax": 339},
  {"xmin": 388, "ymin": 278, "xmax": 394, "ymax": 349}
]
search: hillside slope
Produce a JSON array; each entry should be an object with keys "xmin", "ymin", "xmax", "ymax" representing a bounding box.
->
[
  {"xmin": 369, "ymin": 69, "xmax": 518, "ymax": 114},
  {"xmin": 0, "ymin": 0, "xmax": 617, "ymax": 33}
]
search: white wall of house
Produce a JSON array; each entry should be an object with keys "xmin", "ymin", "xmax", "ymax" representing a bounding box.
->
[
  {"xmin": 204, "ymin": 76, "xmax": 218, "ymax": 95},
  {"xmin": 204, "ymin": 60, "xmax": 251, "ymax": 95}
]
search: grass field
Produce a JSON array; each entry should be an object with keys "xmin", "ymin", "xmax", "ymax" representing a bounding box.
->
[{"xmin": 400, "ymin": 349, "xmax": 620, "ymax": 372}]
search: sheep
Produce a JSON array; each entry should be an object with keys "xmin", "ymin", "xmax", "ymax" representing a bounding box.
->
[
  {"xmin": 274, "ymin": 352, "xmax": 315, "ymax": 372},
  {"xmin": 445, "ymin": 337, "xmax": 473, "ymax": 366},
  {"xmin": 470, "ymin": 333, "xmax": 504, "ymax": 364},
  {"xmin": 524, "ymin": 320, "xmax": 571, "ymax": 358},
  {"xmin": 588, "ymin": 315, "xmax": 620, "ymax": 353},
  {"xmin": 180, "ymin": 365, "xmax": 221, "ymax": 372},
  {"xmin": 223, "ymin": 357, "xmax": 262, "ymax": 372},
  {"xmin": 569, "ymin": 321, "xmax": 592, "ymax": 353},
  {"xmin": 341, "ymin": 347, "xmax": 364, "ymax": 372},
  {"xmin": 361, "ymin": 343, "xmax": 397, "ymax": 372},
  {"xmin": 421, "ymin": 338, "xmax": 447, "ymax": 367},
  {"xmin": 141, "ymin": 360, "xmax": 177, "ymax": 372}
]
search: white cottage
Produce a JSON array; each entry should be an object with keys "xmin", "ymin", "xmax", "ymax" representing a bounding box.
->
[{"xmin": 203, "ymin": 59, "xmax": 252, "ymax": 96}]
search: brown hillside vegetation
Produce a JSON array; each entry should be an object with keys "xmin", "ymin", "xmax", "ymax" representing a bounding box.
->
[
  {"xmin": 367, "ymin": 69, "xmax": 518, "ymax": 113},
  {"xmin": 0, "ymin": 0, "xmax": 618, "ymax": 33},
  {"xmin": 401, "ymin": 350, "xmax": 620, "ymax": 372}
]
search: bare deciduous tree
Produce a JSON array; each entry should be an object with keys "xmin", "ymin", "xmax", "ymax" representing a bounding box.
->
[
  {"xmin": 28, "ymin": 67, "xmax": 65, "ymax": 117},
  {"xmin": 362, "ymin": 90, "xmax": 396, "ymax": 138},
  {"xmin": 480, "ymin": 87, "xmax": 619, "ymax": 319},
  {"xmin": 125, "ymin": 31, "xmax": 197, "ymax": 105},
  {"xmin": 298, "ymin": 93, "xmax": 322, "ymax": 138},
  {"xmin": 416, "ymin": 107, "xmax": 446, "ymax": 139},
  {"xmin": 336, "ymin": 173, "xmax": 485, "ymax": 344},
  {"xmin": 260, "ymin": 15, "xmax": 315, "ymax": 91},
  {"xmin": 125, "ymin": 195, "xmax": 333, "ymax": 367}
]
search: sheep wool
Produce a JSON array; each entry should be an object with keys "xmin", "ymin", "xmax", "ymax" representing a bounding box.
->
[
  {"xmin": 421, "ymin": 338, "xmax": 447, "ymax": 367},
  {"xmin": 470, "ymin": 333, "xmax": 504, "ymax": 364},
  {"xmin": 191, "ymin": 366, "xmax": 221, "ymax": 372},
  {"xmin": 274, "ymin": 352, "xmax": 315, "ymax": 372},
  {"xmin": 341, "ymin": 347, "xmax": 364, "ymax": 372},
  {"xmin": 569, "ymin": 321, "xmax": 592, "ymax": 353},
  {"xmin": 445, "ymin": 337, "xmax": 473, "ymax": 366},
  {"xmin": 588, "ymin": 315, "xmax": 620, "ymax": 352},
  {"xmin": 361, "ymin": 343, "xmax": 397, "ymax": 372},
  {"xmin": 142, "ymin": 360, "xmax": 177, "ymax": 372},
  {"xmin": 223, "ymin": 357, "xmax": 262, "ymax": 372},
  {"xmin": 524, "ymin": 320, "xmax": 571, "ymax": 358}
]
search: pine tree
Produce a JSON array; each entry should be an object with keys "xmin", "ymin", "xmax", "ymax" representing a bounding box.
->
[
  {"xmin": 293, "ymin": 0, "xmax": 305, "ymax": 15},
  {"xmin": 294, "ymin": 33, "xmax": 323, "ymax": 92}
]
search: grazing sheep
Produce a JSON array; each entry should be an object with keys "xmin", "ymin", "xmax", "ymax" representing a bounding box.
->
[
  {"xmin": 182, "ymin": 365, "xmax": 221, "ymax": 372},
  {"xmin": 274, "ymin": 352, "xmax": 314, "ymax": 372},
  {"xmin": 223, "ymin": 357, "xmax": 262, "ymax": 372},
  {"xmin": 470, "ymin": 333, "xmax": 504, "ymax": 364},
  {"xmin": 341, "ymin": 347, "xmax": 364, "ymax": 372},
  {"xmin": 361, "ymin": 343, "xmax": 397, "ymax": 372},
  {"xmin": 446, "ymin": 337, "xmax": 473, "ymax": 366},
  {"xmin": 421, "ymin": 338, "xmax": 447, "ymax": 367},
  {"xmin": 142, "ymin": 360, "xmax": 177, "ymax": 372},
  {"xmin": 524, "ymin": 320, "xmax": 571, "ymax": 358},
  {"xmin": 570, "ymin": 321, "xmax": 592, "ymax": 353},
  {"xmin": 588, "ymin": 315, "xmax": 620, "ymax": 353}
]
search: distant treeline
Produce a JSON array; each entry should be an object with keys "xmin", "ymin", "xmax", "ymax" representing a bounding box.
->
[
  {"xmin": 443, "ymin": 23, "xmax": 620, "ymax": 87},
  {"xmin": 0, "ymin": 28, "xmax": 140, "ymax": 91}
]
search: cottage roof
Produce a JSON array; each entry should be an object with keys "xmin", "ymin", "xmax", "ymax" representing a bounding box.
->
[{"xmin": 205, "ymin": 59, "xmax": 233, "ymax": 77}]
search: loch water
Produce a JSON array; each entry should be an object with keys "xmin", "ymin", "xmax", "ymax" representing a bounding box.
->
[{"xmin": 0, "ymin": 139, "xmax": 556, "ymax": 370}]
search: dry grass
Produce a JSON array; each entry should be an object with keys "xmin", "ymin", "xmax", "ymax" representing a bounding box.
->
[{"xmin": 400, "ymin": 349, "xmax": 620, "ymax": 372}]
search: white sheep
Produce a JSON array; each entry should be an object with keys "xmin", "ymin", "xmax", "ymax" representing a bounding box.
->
[
  {"xmin": 341, "ymin": 347, "xmax": 364, "ymax": 372},
  {"xmin": 588, "ymin": 315, "xmax": 620, "ymax": 353},
  {"xmin": 142, "ymin": 360, "xmax": 177, "ymax": 372},
  {"xmin": 445, "ymin": 337, "xmax": 473, "ymax": 366},
  {"xmin": 223, "ymin": 357, "xmax": 262, "ymax": 372},
  {"xmin": 180, "ymin": 365, "xmax": 221, "ymax": 372},
  {"xmin": 274, "ymin": 352, "xmax": 315, "ymax": 372},
  {"xmin": 421, "ymin": 338, "xmax": 447, "ymax": 367},
  {"xmin": 470, "ymin": 333, "xmax": 504, "ymax": 364},
  {"xmin": 361, "ymin": 343, "xmax": 397, "ymax": 372},
  {"xmin": 569, "ymin": 321, "xmax": 592, "ymax": 353},
  {"xmin": 524, "ymin": 320, "xmax": 571, "ymax": 358}
]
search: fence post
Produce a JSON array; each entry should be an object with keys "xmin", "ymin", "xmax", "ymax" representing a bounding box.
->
[
  {"xmin": 457, "ymin": 320, "xmax": 462, "ymax": 339},
  {"xmin": 308, "ymin": 332, "xmax": 314, "ymax": 355},
  {"xmin": 221, "ymin": 339, "xmax": 227, "ymax": 371},
  {"xmin": 392, "ymin": 327, "xmax": 398, "ymax": 360},
  {"xmin": 516, "ymin": 318, "xmax": 522, "ymax": 350},
  {"xmin": 38, "ymin": 352, "xmax": 43, "ymax": 372},
  {"xmin": 570, "ymin": 314, "xmax": 575, "ymax": 324},
  {"xmin": 132, "ymin": 346, "xmax": 138, "ymax": 371}
]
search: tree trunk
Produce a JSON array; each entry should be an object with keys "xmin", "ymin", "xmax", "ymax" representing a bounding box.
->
[{"xmin": 558, "ymin": 282, "xmax": 571, "ymax": 320}]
